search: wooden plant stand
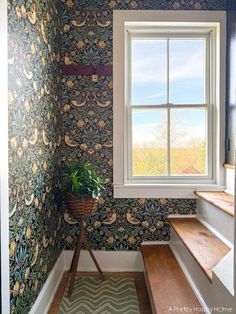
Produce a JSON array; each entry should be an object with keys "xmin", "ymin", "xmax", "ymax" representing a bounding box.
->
[{"xmin": 67, "ymin": 215, "xmax": 104, "ymax": 298}]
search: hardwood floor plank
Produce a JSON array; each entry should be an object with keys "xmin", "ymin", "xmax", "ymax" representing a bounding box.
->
[
  {"xmin": 169, "ymin": 218, "xmax": 231, "ymax": 281},
  {"xmin": 141, "ymin": 245, "xmax": 200, "ymax": 314}
]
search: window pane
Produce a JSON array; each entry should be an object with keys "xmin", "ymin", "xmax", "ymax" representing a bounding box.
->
[
  {"xmin": 169, "ymin": 39, "xmax": 205, "ymax": 104},
  {"xmin": 131, "ymin": 39, "xmax": 167, "ymax": 105},
  {"xmin": 132, "ymin": 109, "xmax": 168, "ymax": 176},
  {"xmin": 170, "ymin": 109, "xmax": 207, "ymax": 175}
]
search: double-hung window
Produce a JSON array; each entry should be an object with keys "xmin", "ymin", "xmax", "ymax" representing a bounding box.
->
[
  {"xmin": 113, "ymin": 11, "xmax": 226, "ymax": 198},
  {"xmin": 128, "ymin": 31, "xmax": 211, "ymax": 181}
]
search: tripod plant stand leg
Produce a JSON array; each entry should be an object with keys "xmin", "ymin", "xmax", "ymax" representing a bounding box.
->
[
  {"xmin": 69, "ymin": 240, "xmax": 78, "ymax": 273},
  {"xmin": 67, "ymin": 217, "xmax": 84, "ymax": 298},
  {"xmin": 84, "ymin": 233, "xmax": 105, "ymax": 281}
]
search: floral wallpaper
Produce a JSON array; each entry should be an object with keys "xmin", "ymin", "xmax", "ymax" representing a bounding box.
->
[
  {"xmin": 8, "ymin": 0, "xmax": 63, "ymax": 313},
  {"xmin": 60, "ymin": 0, "xmax": 226, "ymax": 252}
]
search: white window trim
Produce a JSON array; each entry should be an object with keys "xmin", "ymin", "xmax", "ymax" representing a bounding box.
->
[
  {"xmin": 126, "ymin": 31, "xmax": 211, "ymax": 183},
  {"xmin": 113, "ymin": 10, "xmax": 226, "ymax": 198}
]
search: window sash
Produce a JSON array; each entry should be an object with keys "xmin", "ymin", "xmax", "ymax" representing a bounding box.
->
[
  {"xmin": 128, "ymin": 32, "xmax": 210, "ymax": 106},
  {"xmin": 125, "ymin": 31, "xmax": 213, "ymax": 181}
]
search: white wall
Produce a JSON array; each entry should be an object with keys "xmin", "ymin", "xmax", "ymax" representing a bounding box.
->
[{"xmin": 0, "ymin": 0, "xmax": 10, "ymax": 313}]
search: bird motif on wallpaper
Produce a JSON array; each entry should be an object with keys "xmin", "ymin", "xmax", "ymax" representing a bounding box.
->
[
  {"xmin": 44, "ymin": 84, "xmax": 50, "ymax": 95},
  {"xmin": 71, "ymin": 19, "xmax": 87, "ymax": 28},
  {"xmin": 23, "ymin": 67, "xmax": 33, "ymax": 80},
  {"xmin": 65, "ymin": 133, "xmax": 78, "ymax": 147},
  {"xmin": 56, "ymin": 217, "xmax": 62, "ymax": 231},
  {"xmin": 56, "ymin": 135, "xmax": 61, "ymax": 147},
  {"xmin": 30, "ymin": 242, "xmax": 39, "ymax": 267},
  {"xmin": 42, "ymin": 129, "xmax": 50, "ymax": 146},
  {"xmin": 103, "ymin": 140, "xmax": 113, "ymax": 148},
  {"xmin": 71, "ymin": 99, "xmax": 86, "ymax": 107},
  {"xmin": 9, "ymin": 203, "xmax": 17, "ymax": 218},
  {"xmin": 27, "ymin": 5, "xmax": 37, "ymax": 25},
  {"xmin": 40, "ymin": 21, "xmax": 48, "ymax": 44},
  {"xmin": 15, "ymin": 6, "xmax": 23, "ymax": 19},
  {"xmin": 64, "ymin": 212, "xmax": 77, "ymax": 225},
  {"xmin": 97, "ymin": 100, "xmax": 111, "ymax": 107},
  {"xmin": 94, "ymin": 14, "xmax": 111, "ymax": 28},
  {"xmin": 43, "ymin": 235, "xmax": 49, "ymax": 248},
  {"xmin": 102, "ymin": 211, "xmax": 117, "ymax": 225},
  {"xmin": 64, "ymin": 55, "xmax": 73, "ymax": 65},
  {"xmin": 126, "ymin": 210, "xmax": 141, "ymax": 225},
  {"xmin": 45, "ymin": 186, "xmax": 51, "ymax": 193},
  {"xmin": 8, "ymin": 56, "xmax": 15, "ymax": 65},
  {"xmin": 29, "ymin": 128, "xmax": 38, "ymax": 145},
  {"xmin": 25, "ymin": 193, "xmax": 34, "ymax": 206},
  {"xmin": 94, "ymin": 94, "xmax": 111, "ymax": 108},
  {"xmin": 71, "ymin": 13, "xmax": 88, "ymax": 27}
]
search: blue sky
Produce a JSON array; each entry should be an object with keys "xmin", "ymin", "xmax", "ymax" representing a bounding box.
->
[
  {"xmin": 132, "ymin": 38, "xmax": 205, "ymax": 105},
  {"xmin": 131, "ymin": 38, "xmax": 206, "ymax": 147}
]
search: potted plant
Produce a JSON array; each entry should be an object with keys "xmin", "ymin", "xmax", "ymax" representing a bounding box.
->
[{"xmin": 62, "ymin": 161, "xmax": 106, "ymax": 218}]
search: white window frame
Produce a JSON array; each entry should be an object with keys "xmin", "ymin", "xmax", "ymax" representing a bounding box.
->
[{"xmin": 113, "ymin": 10, "xmax": 226, "ymax": 198}]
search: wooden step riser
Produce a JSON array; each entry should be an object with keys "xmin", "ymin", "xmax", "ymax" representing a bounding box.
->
[
  {"xmin": 197, "ymin": 199, "xmax": 234, "ymax": 246},
  {"xmin": 170, "ymin": 228, "xmax": 231, "ymax": 313}
]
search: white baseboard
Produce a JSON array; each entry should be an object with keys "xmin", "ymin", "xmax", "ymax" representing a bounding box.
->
[
  {"xmin": 29, "ymin": 252, "xmax": 65, "ymax": 314},
  {"xmin": 167, "ymin": 214, "xmax": 197, "ymax": 218},
  {"xmin": 141, "ymin": 241, "xmax": 169, "ymax": 245},
  {"xmin": 63, "ymin": 250, "xmax": 144, "ymax": 272},
  {"xmin": 29, "ymin": 249, "xmax": 144, "ymax": 314}
]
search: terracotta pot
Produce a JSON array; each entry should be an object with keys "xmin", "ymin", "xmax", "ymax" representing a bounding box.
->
[{"xmin": 67, "ymin": 193, "xmax": 98, "ymax": 218}]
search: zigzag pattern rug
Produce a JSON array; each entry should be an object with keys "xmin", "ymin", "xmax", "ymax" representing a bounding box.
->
[{"xmin": 58, "ymin": 276, "xmax": 140, "ymax": 314}]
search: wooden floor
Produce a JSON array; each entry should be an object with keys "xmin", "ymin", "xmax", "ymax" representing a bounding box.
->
[
  {"xmin": 169, "ymin": 218, "xmax": 231, "ymax": 281},
  {"xmin": 141, "ymin": 245, "xmax": 200, "ymax": 314},
  {"xmin": 195, "ymin": 191, "xmax": 234, "ymax": 217},
  {"xmin": 48, "ymin": 271, "xmax": 152, "ymax": 314}
]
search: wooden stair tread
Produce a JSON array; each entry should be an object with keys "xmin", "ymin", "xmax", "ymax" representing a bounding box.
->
[
  {"xmin": 223, "ymin": 163, "xmax": 235, "ymax": 170},
  {"xmin": 195, "ymin": 191, "xmax": 234, "ymax": 217},
  {"xmin": 169, "ymin": 218, "xmax": 231, "ymax": 281},
  {"xmin": 141, "ymin": 245, "xmax": 200, "ymax": 314}
]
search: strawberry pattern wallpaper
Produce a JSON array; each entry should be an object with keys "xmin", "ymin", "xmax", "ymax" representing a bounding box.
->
[
  {"xmin": 8, "ymin": 0, "xmax": 227, "ymax": 313},
  {"xmin": 8, "ymin": 0, "xmax": 63, "ymax": 313},
  {"xmin": 59, "ymin": 0, "xmax": 226, "ymax": 251}
]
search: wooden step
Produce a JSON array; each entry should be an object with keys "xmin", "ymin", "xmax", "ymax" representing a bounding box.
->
[
  {"xmin": 169, "ymin": 218, "xmax": 231, "ymax": 281},
  {"xmin": 195, "ymin": 191, "xmax": 234, "ymax": 217},
  {"xmin": 141, "ymin": 245, "xmax": 200, "ymax": 314},
  {"xmin": 223, "ymin": 163, "xmax": 235, "ymax": 170}
]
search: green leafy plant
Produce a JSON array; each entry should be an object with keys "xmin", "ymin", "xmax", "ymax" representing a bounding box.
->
[{"xmin": 62, "ymin": 161, "xmax": 106, "ymax": 199}]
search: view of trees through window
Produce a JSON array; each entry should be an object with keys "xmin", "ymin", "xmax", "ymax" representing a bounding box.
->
[
  {"xmin": 132, "ymin": 109, "xmax": 207, "ymax": 176},
  {"xmin": 130, "ymin": 37, "xmax": 208, "ymax": 177}
]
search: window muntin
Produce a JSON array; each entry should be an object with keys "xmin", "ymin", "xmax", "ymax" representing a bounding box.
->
[{"xmin": 126, "ymin": 32, "xmax": 211, "ymax": 180}]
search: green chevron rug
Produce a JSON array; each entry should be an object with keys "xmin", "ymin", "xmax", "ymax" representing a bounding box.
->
[{"xmin": 58, "ymin": 276, "xmax": 140, "ymax": 314}]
